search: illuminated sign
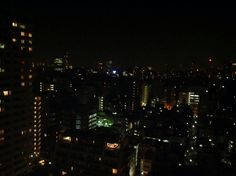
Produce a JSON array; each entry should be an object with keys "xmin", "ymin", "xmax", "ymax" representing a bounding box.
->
[{"xmin": 106, "ymin": 143, "xmax": 120, "ymax": 150}]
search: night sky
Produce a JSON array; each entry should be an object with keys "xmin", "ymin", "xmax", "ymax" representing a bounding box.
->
[{"xmin": 14, "ymin": 1, "xmax": 236, "ymax": 68}]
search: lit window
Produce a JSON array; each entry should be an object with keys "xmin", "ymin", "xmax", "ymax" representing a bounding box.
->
[
  {"xmin": 0, "ymin": 107, "xmax": 5, "ymax": 112},
  {"xmin": 0, "ymin": 43, "xmax": 5, "ymax": 49},
  {"xmin": 28, "ymin": 33, "xmax": 32, "ymax": 37},
  {"xmin": 29, "ymin": 74, "xmax": 33, "ymax": 79},
  {"xmin": 21, "ymin": 82, "xmax": 25, "ymax": 87},
  {"xmin": 3, "ymin": 91, "xmax": 11, "ymax": 96},
  {"xmin": 29, "ymin": 47, "xmax": 32, "ymax": 52},
  {"xmin": 62, "ymin": 136, "xmax": 71, "ymax": 143},
  {"xmin": 19, "ymin": 24, "xmax": 26, "ymax": 29},
  {"xmin": 38, "ymin": 160, "xmax": 45, "ymax": 166},
  {"xmin": 0, "ymin": 129, "xmax": 4, "ymax": 135},
  {"xmin": 62, "ymin": 171, "xmax": 67, "ymax": 175},
  {"xmin": 21, "ymin": 40, "xmax": 25, "ymax": 44},
  {"xmin": 20, "ymin": 32, "xmax": 25, "ymax": 36},
  {"xmin": 112, "ymin": 168, "xmax": 118, "ymax": 174},
  {"xmin": 12, "ymin": 22, "xmax": 17, "ymax": 27},
  {"xmin": 29, "ymin": 40, "xmax": 32, "ymax": 44},
  {"xmin": 20, "ymin": 75, "xmax": 24, "ymax": 79},
  {"xmin": 12, "ymin": 38, "xmax": 17, "ymax": 42},
  {"xmin": 0, "ymin": 68, "xmax": 5, "ymax": 72},
  {"xmin": 35, "ymin": 96, "xmax": 41, "ymax": 100}
]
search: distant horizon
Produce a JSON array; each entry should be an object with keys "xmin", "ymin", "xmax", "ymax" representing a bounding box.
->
[
  {"xmin": 33, "ymin": 56, "xmax": 236, "ymax": 71},
  {"xmin": 7, "ymin": 1, "xmax": 235, "ymax": 68}
]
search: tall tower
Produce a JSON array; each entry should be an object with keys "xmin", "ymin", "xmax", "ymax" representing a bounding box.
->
[
  {"xmin": 140, "ymin": 84, "xmax": 150, "ymax": 107},
  {"xmin": 0, "ymin": 6, "xmax": 33, "ymax": 176}
]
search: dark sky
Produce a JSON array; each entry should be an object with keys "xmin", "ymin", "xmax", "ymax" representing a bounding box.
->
[{"xmin": 14, "ymin": 1, "xmax": 236, "ymax": 68}]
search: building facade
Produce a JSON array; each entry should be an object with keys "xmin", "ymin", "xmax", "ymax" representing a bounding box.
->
[{"xmin": 0, "ymin": 8, "xmax": 33, "ymax": 175}]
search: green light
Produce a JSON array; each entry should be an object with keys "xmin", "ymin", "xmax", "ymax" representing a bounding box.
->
[{"xmin": 97, "ymin": 118, "xmax": 113, "ymax": 127}]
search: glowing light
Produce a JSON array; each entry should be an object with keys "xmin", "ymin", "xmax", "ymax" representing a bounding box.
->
[
  {"xmin": 112, "ymin": 168, "xmax": 118, "ymax": 174},
  {"xmin": 3, "ymin": 90, "xmax": 11, "ymax": 96},
  {"xmin": 62, "ymin": 136, "xmax": 71, "ymax": 143},
  {"xmin": 97, "ymin": 118, "xmax": 113, "ymax": 128},
  {"xmin": 164, "ymin": 103, "xmax": 172, "ymax": 110},
  {"xmin": 208, "ymin": 58, "xmax": 213, "ymax": 63},
  {"xmin": 12, "ymin": 22, "xmax": 17, "ymax": 27},
  {"xmin": 19, "ymin": 24, "xmax": 26, "ymax": 29},
  {"xmin": 62, "ymin": 171, "xmax": 67, "ymax": 175},
  {"xmin": 106, "ymin": 143, "xmax": 120, "ymax": 150},
  {"xmin": 20, "ymin": 32, "xmax": 25, "ymax": 36},
  {"xmin": 38, "ymin": 160, "xmax": 45, "ymax": 166},
  {"xmin": 0, "ymin": 43, "xmax": 5, "ymax": 49}
]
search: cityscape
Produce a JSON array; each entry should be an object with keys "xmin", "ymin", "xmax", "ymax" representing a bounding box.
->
[{"xmin": 1, "ymin": 1, "xmax": 236, "ymax": 176}]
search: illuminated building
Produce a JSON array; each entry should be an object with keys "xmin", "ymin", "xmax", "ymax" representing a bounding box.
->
[
  {"xmin": 75, "ymin": 112, "xmax": 97, "ymax": 130},
  {"xmin": 179, "ymin": 91, "xmax": 200, "ymax": 117},
  {"xmin": 33, "ymin": 96, "xmax": 42, "ymax": 157},
  {"xmin": 0, "ymin": 11, "xmax": 33, "ymax": 175},
  {"xmin": 53, "ymin": 56, "xmax": 71, "ymax": 72},
  {"xmin": 53, "ymin": 58, "xmax": 64, "ymax": 72},
  {"xmin": 141, "ymin": 84, "xmax": 150, "ymax": 107},
  {"xmin": 55, "ymin": 128, "xmax": 131, "ymax": 176},
  {"xmin": 96, "ymin": 112, "xmax": 114, "ymax": 128},
  {"xmin": 98, "ymin": 96, "xmax": 104, "ymax": 111},
  {"xmin": 131, "ymin": 80, "xmax": 140, "ymax": 112}
]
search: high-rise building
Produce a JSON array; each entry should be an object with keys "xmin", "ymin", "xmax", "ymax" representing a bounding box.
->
[
  {"xmin": 0, "ymin": 8, "xmax": 33, "ymax": 175},
  {"xmin": 140, "ymin": 84, "xmax": 150, "ymax": 107},
  {"xmin": 33, "ymin": 96, "xmax": 42, "ymax": 158}
]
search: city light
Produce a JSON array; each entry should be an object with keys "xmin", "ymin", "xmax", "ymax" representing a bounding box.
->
[
  {"xmin": 106, "ymin": 143, "xmax": 120, "ymax": 150},
  {"xmin": 1, "ymin": 3, "xmax": 236, "ymax": 176}
]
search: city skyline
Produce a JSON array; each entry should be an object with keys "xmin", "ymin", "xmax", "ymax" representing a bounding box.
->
[
  {"xmin": 1, "ymin": 2, "xmax": 236, "ymax": 175},
  {"xmin": 11, "ymin": 1, "xmax": 236, "ymax": 67}
]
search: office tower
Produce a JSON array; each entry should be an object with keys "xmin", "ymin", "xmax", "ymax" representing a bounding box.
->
[{"xmin": 0, "ymin": 8, "xmax": 33, "ymax": 175}]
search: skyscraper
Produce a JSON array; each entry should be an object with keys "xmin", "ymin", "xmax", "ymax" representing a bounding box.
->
[{"xmin": 0, "ymin": 5, "xmax": 33, "ymax": 175}]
